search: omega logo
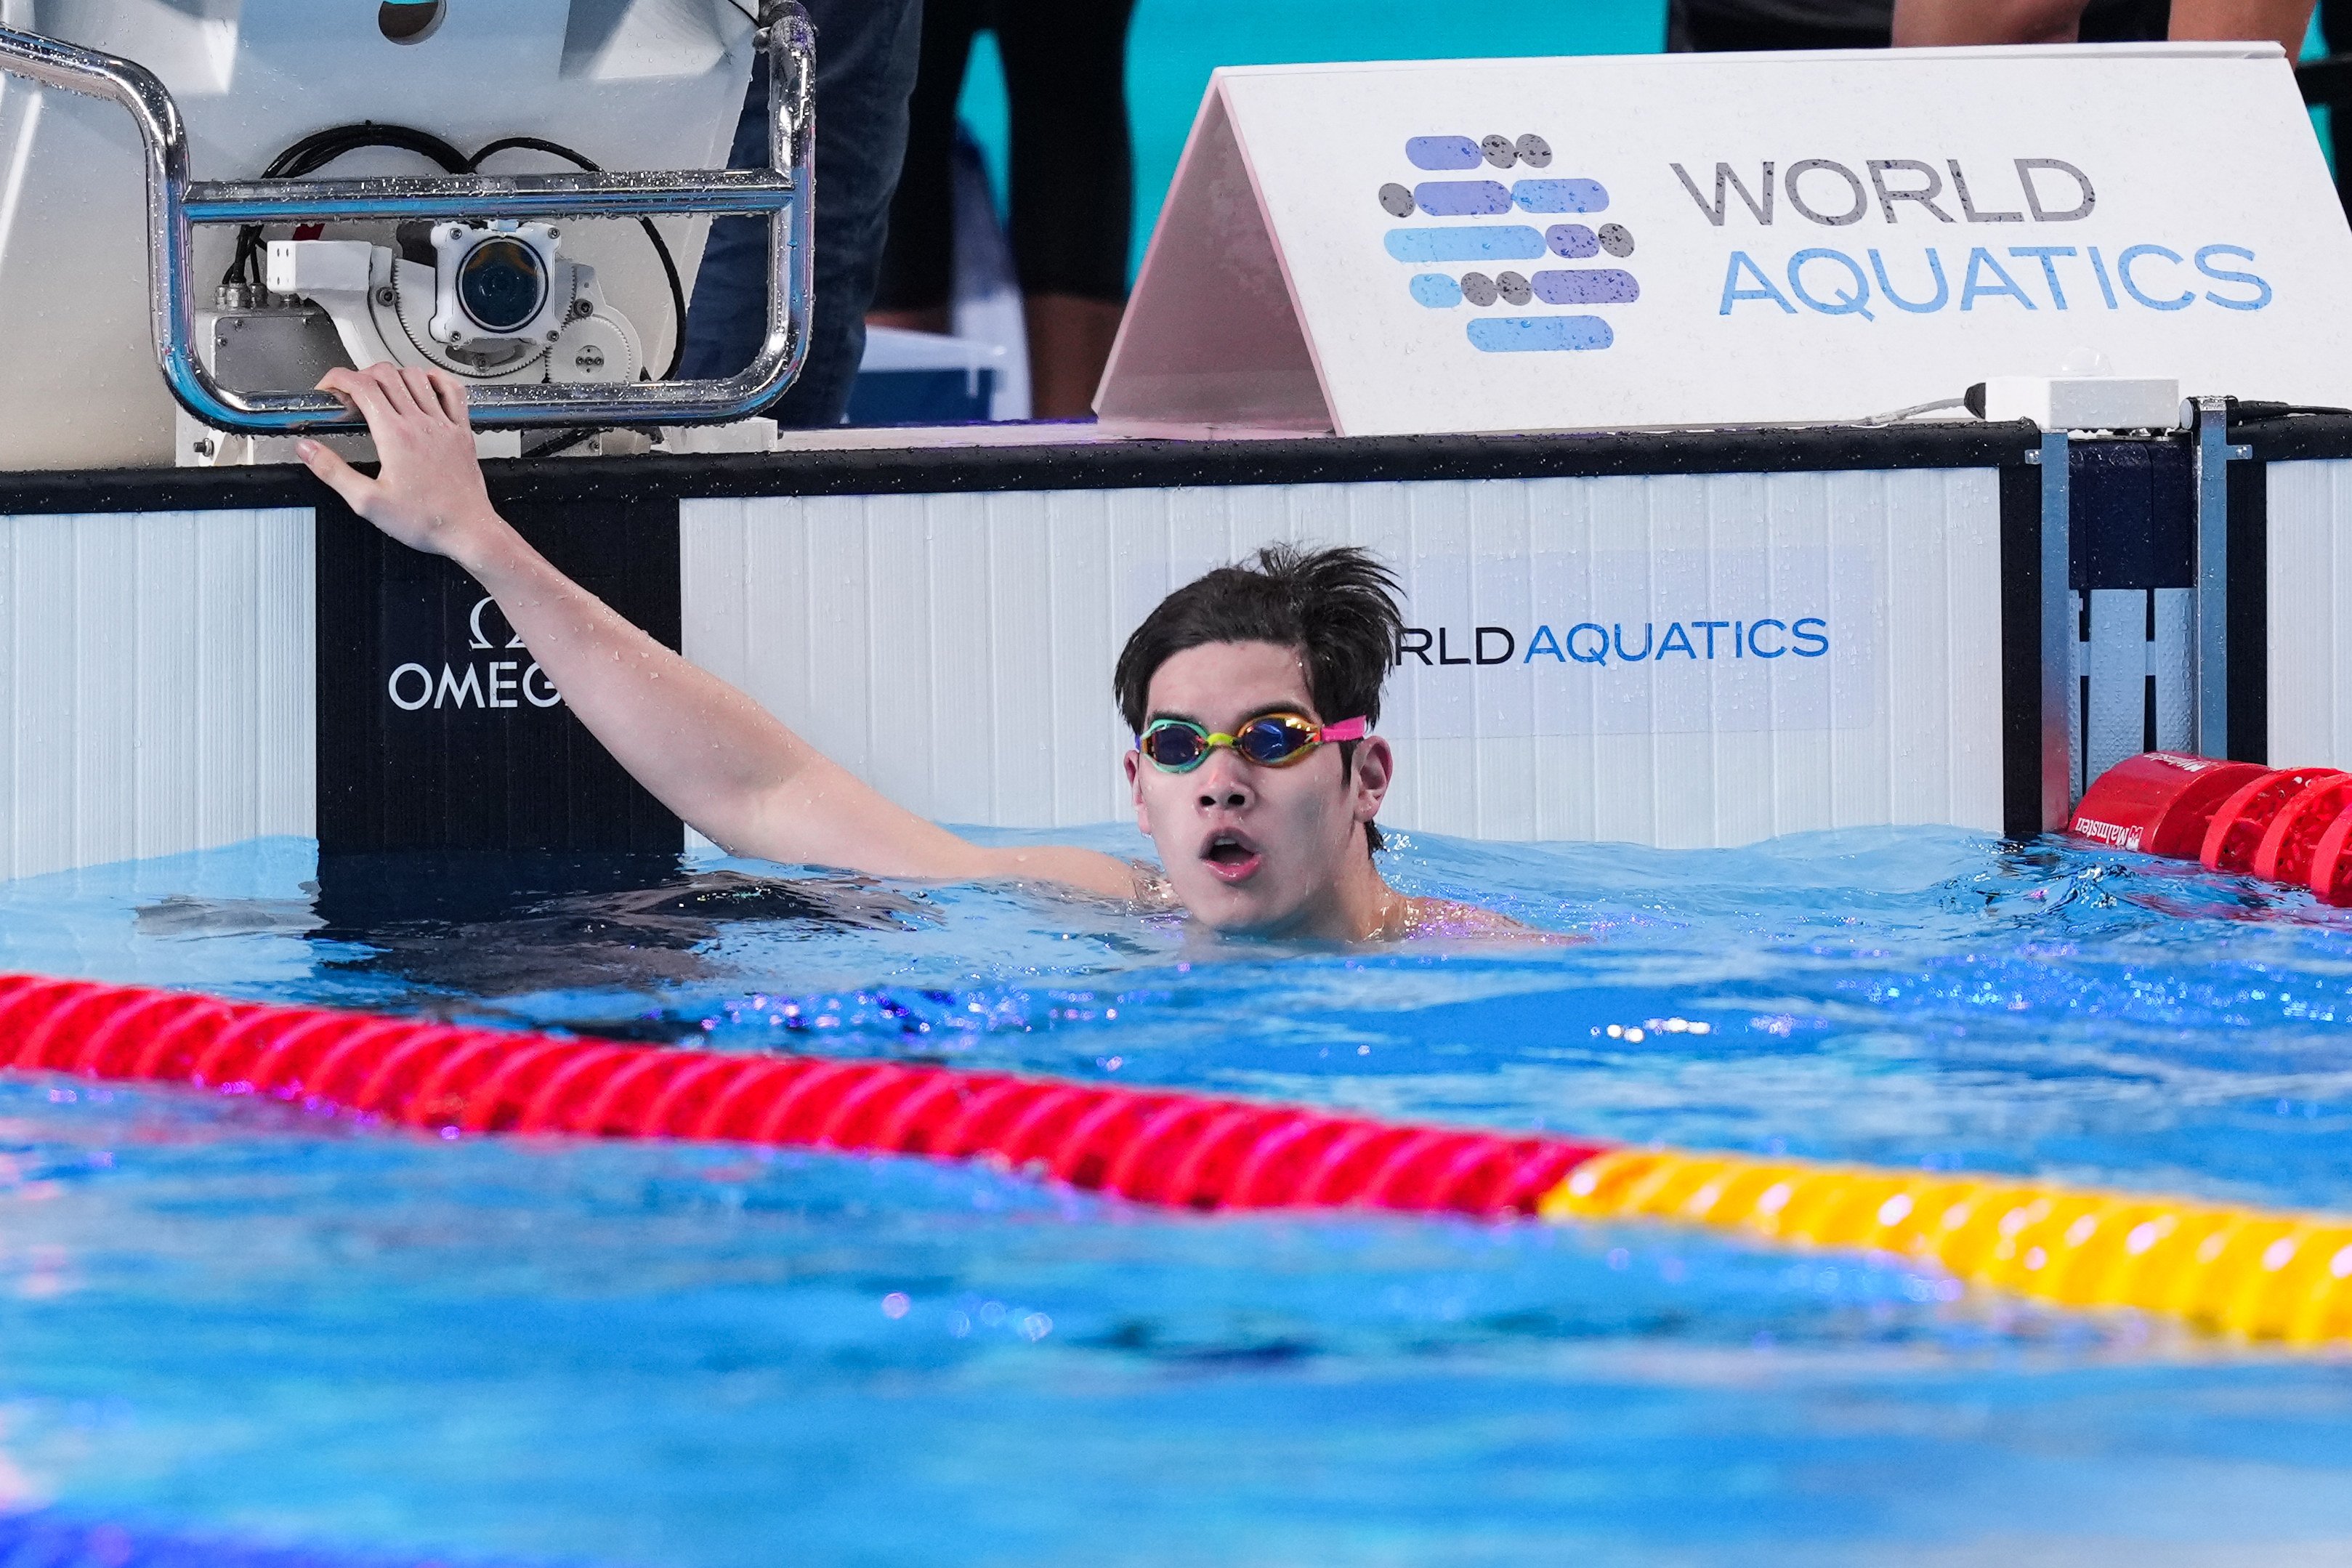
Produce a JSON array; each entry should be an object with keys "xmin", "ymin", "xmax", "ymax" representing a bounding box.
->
[{"xmin": 386, "ymin": 596, "xmax": 563, "ymax": 712}]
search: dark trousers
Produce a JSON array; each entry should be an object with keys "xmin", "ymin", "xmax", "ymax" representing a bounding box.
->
[
  {"xmin": 872, "ymin": 0, "xmax": 1137, "ymax": 311},
  {"xmin": 677, "ymin": 0, "xmax": 924, "ymax": 427}
]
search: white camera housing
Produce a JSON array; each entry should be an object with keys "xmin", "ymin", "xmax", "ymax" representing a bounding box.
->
[
  {"xmin": 262, "ymin": 228, "xmax": 643, "ymax": 395},
  {"xmin": 429, "ymin": 221, "xmax": 567, "ymax": 353}
]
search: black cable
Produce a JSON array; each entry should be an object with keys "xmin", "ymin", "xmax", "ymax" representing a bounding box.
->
[
  {"xmin": 522, "ymin": 427, "xmax": 599, "ymax": 458},
  {"xmin": 466, "ymin": 136, "xmax": 690, "ymax": 382},
  {"xmin": 234, "ymin": 124, "xmax": 692, "ymax": 384},
  {"xmin": 2225, "ymin": 400, "xmax": 2352, "ymax": 421},
  {"xmin": 229, "ymin": 124, "xmax": 469, "ymax": 285},
  {"xmin": 225, "ymin": 124, "xmax": 469, "ymax": 289},
  {"xmin": 264, "ymin": 124, "xmax": 470, "ymax": 180}
]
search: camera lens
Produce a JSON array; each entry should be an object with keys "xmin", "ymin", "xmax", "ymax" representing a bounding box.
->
[{"xmin": 455, "ymin": 236, "xmax": 546, "ymax": 334}]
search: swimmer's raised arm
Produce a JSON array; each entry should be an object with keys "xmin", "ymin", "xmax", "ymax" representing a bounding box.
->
[{"xmin": 297, "ymin": 365, "xmax": 1136, "ymax": 899}]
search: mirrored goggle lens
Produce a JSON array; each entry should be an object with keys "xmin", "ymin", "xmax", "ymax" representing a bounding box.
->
[
  {"xmin": 1235, "ymin": 718, "xmax": 1320, "ymax": 765},
  {"xmin": 1142, "ymin": 727, "xmax": 1208, "ymax": 768}
]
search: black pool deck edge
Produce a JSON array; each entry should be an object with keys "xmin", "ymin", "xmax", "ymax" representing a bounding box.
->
[
  {"xmin": 0, "ymin": 418, "xmax": 2080, "ymax": 515},
  {"xmin": 4, "ymin": 412, "xmax": 2347, "ymax": 514}
]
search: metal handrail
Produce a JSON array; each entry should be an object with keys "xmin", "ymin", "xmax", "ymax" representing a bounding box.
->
[
  {"xmin": 0, "ymin": 8, "xmax": 815, "ymax": 433},
  {"xmin": 182, "ymin": 169, "xmax": 797, "ymax": 225}
]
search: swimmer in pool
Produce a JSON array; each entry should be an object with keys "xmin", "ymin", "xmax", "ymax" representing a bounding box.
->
[{"xmin": 299, "ymin": 364, "xmax": 1516, "ymax": 942}]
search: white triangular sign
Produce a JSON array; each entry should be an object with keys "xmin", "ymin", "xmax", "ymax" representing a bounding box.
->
[{"xmin": 1099, "ymin": 47, "xmax": 2352, "ymax": 438}]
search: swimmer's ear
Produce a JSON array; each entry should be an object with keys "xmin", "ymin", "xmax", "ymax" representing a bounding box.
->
[
  {"xmin": 1124, "ymin": 748, "xmax": 1152, "ymax": 833},
  {"xmin": 1349, "ymin": 736, "xmax": 1394, "ymax": 824}
]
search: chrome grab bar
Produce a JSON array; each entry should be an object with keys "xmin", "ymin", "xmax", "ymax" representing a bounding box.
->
[
  {"xmin": 0, "ymin": 7, "xmax": 814, "ymax": 433},
  {"xmin": 181, "ymin": 170, "xmax": 796, "ymax": 225}
]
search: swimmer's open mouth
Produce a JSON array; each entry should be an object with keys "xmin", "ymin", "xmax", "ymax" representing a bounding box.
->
[{"xmin": 1202, "ymin": 831, "xmax": 1264, "ymax": 883}]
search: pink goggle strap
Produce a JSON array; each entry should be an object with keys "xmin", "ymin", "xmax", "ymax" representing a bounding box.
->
[{"xmin": 1319, "ymin": 717, "xmax": 1369, "ymax": 743}]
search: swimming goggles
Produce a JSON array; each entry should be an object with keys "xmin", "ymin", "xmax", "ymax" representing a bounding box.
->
[{"xmin": 1135, "ymin": 713, "xmax": 1367, "ymax": 772}]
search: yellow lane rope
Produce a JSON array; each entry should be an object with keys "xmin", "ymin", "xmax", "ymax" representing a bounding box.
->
[{"xmin": 1540, "ymin": 1148, "xmax": 2352, "ymax": 1346}]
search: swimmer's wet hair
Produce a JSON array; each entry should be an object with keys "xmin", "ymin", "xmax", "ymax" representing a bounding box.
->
[
  {"xmin": 1115, "ymin": 543, "xmax": 1404, "ymax": 732},
  {"xmin": 1115, "ymin": 543, "xmax": 1405, "ymax": 851}
]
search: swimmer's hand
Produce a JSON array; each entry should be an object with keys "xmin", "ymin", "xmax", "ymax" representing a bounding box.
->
[{"xmin": 296, "ymin": 365, "xmax": 504, "ymax": 570}]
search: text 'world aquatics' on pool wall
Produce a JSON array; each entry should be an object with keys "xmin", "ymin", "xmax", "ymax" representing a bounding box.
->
[{"xmin": 1374, "ymin": 548, "xmax": 1877, "ymax": 740}]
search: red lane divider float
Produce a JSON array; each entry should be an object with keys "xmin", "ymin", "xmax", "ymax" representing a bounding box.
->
[
  {"xmin": 2066, "ymin": 753, "xmax": 2268, "ymax": 859},
  {"xmin": 2203, "ymin": 765, "xmax": 2342, "ymax": 876},
  {"xmin": 2073, "ymin": 751, "xmax": 2352, "ymax": 903},
  {"xmin": 7, "ymin": 971, "xmax": 2352, "ymax": 1344},
  {"xmin": 0, "ymin": 974, "xmax": 1600, "ymax": 1216}
]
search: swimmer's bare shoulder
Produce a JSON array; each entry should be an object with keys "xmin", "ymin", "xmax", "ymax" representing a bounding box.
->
[
  {"xmin": 1129, "ymin": 860, "xmax": 1182, "ymax": 910},
  {"xmin": 1393, "ymin": 896, "xmax": 1569, "ymax": 943},
  {"xmin": 1126, "ymin": 861, "xmax": 1568, "ymax": 943}
]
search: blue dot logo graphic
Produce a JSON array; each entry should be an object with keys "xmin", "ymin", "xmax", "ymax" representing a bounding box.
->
[{"xmin": 1382, "ymin": 134, "xmax": 1638, "ymax": 353}]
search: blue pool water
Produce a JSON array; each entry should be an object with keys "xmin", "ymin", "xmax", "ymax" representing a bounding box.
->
[{"xmin": 0, "ymin": 825, "xmax": 2348, "ymax": 1564}]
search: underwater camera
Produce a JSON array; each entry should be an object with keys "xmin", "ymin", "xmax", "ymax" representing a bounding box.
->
[{"xmin": 262, "ymin": 218, "xmax": 642, "ymax": 389}]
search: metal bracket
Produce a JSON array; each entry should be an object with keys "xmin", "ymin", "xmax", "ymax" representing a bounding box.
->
[
  {"xmin": 2037, "ymin": 429, "xmax": 2072, "ymax": 831},
  {"xmin": 2189, "ymin": 395, "xmax": 2253, "ymax": 756},
  {"xmin": 0, "ymin": 12, "xmax": 814, "ymax": 432}
]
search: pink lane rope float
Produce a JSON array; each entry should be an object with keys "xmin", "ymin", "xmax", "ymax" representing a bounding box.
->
[{"xmin": 0, "ymin": 972, "xmax": 2347, "ymax": 1344}]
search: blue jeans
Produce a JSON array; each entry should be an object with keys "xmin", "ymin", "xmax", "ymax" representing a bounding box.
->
[{"xmin": 677, "ymin": 0, "xmax": 923, "ymax": 427}]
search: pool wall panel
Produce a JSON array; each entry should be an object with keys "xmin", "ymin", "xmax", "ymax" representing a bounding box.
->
[
  {"xmin": 2265, "ymin": 458, "xmax": 2352, "ymax": 769},
  {"xmin": 0, "ymin": 506, "xmax": 311, "ymax": 879},
  {"xmin": 682, "ymin": 468, "xmax": 2003, "ymax": 848},
  {"xmin": 0, "ymin": 420, "xmax": 2075, "ymax": 873}
]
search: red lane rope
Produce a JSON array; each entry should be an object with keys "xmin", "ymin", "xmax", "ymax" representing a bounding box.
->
[{"xmin": 0, "ymin": 974, "xmax": 1607, "ymax": 1219}]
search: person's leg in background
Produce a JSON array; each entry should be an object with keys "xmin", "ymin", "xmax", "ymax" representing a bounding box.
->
[
  {"xmin": 867, "ymin": 0, "xmax": 982, "ymax": 339},
  {"xmin": 996, "ymin": 0, "xmax": 1137, "ymax": 419},
  {"xmin": 1896, "ymin": 0, "xmax": 2305, "ymax": 50},
  {"xmin": 2168, "ymin": 0, "xmax": 2313, "ymax": 48},
  {"xmin": 676, "ymin": 0, "xmax": 924, "ymax": 427},
  {"xmin": 1891, "ymin": 0, "xmax": 2089, "ymax": 42}
]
